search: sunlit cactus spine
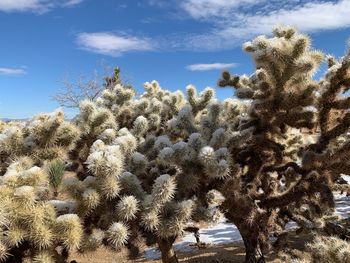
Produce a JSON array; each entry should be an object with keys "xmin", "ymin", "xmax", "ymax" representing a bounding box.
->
[
  {"xmin": 69, "ymin": 100, "xmax": 118, "ymax": 180},
  {"xmin": 0, "ymin": 161, "xmax": 83, "ymax": 262}
]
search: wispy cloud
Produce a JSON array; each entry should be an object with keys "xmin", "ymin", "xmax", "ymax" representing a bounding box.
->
[
  {"xmin": 76, "ymin": 32, "xmax": 154, "ymax": 57},
  {"xmin": 147, "ymin": 0, "xmax": 169, "ymax": 7},
  {"xmin": 186, "ymin": 63, "xmax": 237, "ymax": 71},
  {"xmin": 63, "ymin": 0, "xmax": 84, "ymax": 7},
  {"xmin": 219, "ymin": 0, "xmax": 350, "ymax": 39},
  {"xmin": 176, "ymin": 0, "xmax": 350, "ymax": 50},
  {"xmin": 0, "ymin": 67, "xmax": 27, "ymax": 76},
  {"xmin": 180, "ymin": 0, "xmax": 262, "ymax": 19},
  {"xmin": 0, "ymin": 0, "xmax": 84, "ymax": 13}
]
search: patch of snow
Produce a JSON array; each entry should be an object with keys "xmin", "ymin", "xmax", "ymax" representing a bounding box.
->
[
  {"xmin": 334, "ymin": 174, "xmax": 350, "ymax": 219},
  {"xmin": 335, "ymin": 195, "xmax": 350, "ymax": 219},
  {"xmin": 341, "ymin": 174, "xmax": 350, "ymax": 184},
  {"xmin": 48, "ymin": 200, "xmax": 77, "ymax": 214}
]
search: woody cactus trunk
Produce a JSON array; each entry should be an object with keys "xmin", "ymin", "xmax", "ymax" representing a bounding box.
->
[{"xmin": 218, "ymin": 26, "xmax": 350, "ymax": 262}]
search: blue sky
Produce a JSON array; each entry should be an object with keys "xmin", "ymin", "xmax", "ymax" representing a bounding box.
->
[{"xmin": 1, "ymin": 0, "xmax": 350, "ymax": 118}]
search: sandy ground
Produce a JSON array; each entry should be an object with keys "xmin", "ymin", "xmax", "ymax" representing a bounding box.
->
[
  {"xmin": 70, "ymin": 242, "xmax": 265, "ymax": 263},
  {"xmin": 72, "ymin": 244, "xmax": 248, "ymax": 263},
  {"xmin": 69, "ymin": 230, "xmax": 314, "ymax": 263}
]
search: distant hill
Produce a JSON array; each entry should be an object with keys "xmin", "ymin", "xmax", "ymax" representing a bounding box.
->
[
  {"xmin": 0, "ymin": 117, "xmax": 73, "ymax": 123},
  {"xmin": 0, "ymin": 118, "xmax": 28, "ymax": 122}
]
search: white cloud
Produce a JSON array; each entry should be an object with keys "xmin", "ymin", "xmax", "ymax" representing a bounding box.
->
[
  {"xmin": 0, "ymin": 0, "xmax": 84, "ymax": 13},
  {"xmin": 63, "ymin": 0, "xmax": 84, "ymax": 7},
  {"xmin": 181, "ymin": 0, "xmax": 263, "ymax": 19},
  {"xmin": 0, "ymin": 0, "xmax": 46, "ymax": 12},
  {"xmin": 178, "ymin": 0, "xmax": 350, "ymax": 50},
  {"xmin": 0, "ymin": 67, "xmax": 27, "ymax": 76},
  {"xmin": 220, "ymin": 0, "xmax": 350, "ymax": 39},
  {"xmin": 147, "ymin": 0, "xmax": 168, "ymax": 7},
  {"xmin": 186, "ymin": 63, "xmax": 237, "ymax": 71},
  {"xmin": 76, "ymin": 32, "xmax": 154, "ymax": 57}
]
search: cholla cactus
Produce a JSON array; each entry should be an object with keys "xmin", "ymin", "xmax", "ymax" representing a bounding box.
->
[
  {"xmin": 214, "ymin": 26, "xmax": 350, "ymax": 262},
  {"xmin": 0, "ymin": 161, "xmax": 83, "ymax": 262},
  {"xmin": 69, "ymin": 79, "xmax": 184, "ymax": 180},
  {"xmin": 290, "ymin": 235, "xmax": 350, "ymax": 263},
  {"xmin": 0, "ymin": 110, "xmax": 79, "ymax": 174},
  {"xmin": 60, "ymin": 70, "xmax": 245, "ymax": 263},
  {"xmin": 69, "ymin": 100, "xmax": 117, "ymax": 179},
  {"xmin": 0, "ymin": 122, "xmax": 24, "ymax": 173}
]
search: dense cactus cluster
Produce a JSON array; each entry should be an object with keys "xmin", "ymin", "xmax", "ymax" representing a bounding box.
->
[
  {"xmin": 61, "ymin": 78, "xmax": 242, "ymax": 263},
  {"xmin": 0, "ymin": 159, "xmax": 83, "ymax": 262},
  {"xmin": 0, "ymin": 110, "xmax": 79, "ymax": 174},
  {"xmin": 0, "ymin": 26, "xmax": 350, "ymax": 263}
]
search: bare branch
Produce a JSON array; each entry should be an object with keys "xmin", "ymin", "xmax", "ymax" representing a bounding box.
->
[{"xmin": 52, "ymin": 64, "xmax": 128, "ymax": 108}]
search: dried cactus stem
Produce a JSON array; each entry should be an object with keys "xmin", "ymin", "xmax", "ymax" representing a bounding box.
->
[{"xmin": 157, "ymin": 237, "xmax": 179, "ymax": 263}]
